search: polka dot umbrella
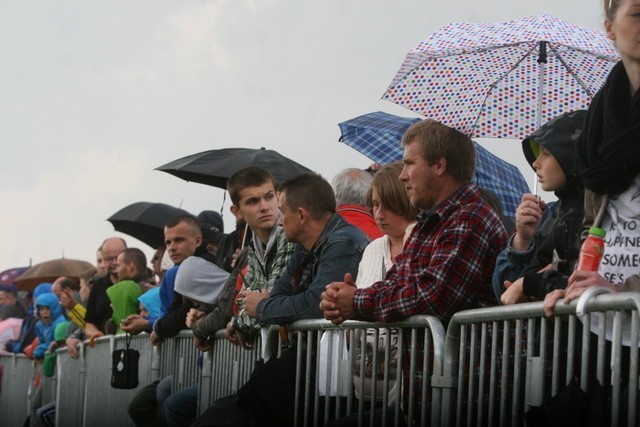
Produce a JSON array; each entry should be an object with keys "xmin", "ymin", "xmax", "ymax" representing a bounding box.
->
[{"xmin": 382, "ymin": 13, "xmax": 619, "ymax": 140}]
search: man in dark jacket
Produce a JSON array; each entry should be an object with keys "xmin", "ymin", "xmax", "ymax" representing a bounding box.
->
[
  {"xmin": 127, "ymin": 214, "xmax": 202, "ymax": 427},
  {"xmin": 494, "ymin": 110, "xmax": 587, "ymax": 303}
]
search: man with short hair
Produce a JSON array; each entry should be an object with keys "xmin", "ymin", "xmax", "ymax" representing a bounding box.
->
[
  {"xmin": 243, "ymin": 172, "xmax": 370, "ymax": 327},
  {"xmin": 195, "ymin": 172, "xmax": 370, "ymax": 426},
  {"xmin": 220, "ymin": 166, "xmax": 295, "ymax": 345},
  {"xmin": 84, "ymin": 237, "xmax": 127, "ymax": 338},
  {"xmin": 51, "ymin": 277, "xmax": 85, "ymax": 329},
  {"xmin": 332, "ymin": 168, "xmax": 383, "ymax": 240},
  {"xmin": 321, "ymin": 119, "xmax": 509, "ymax": 426},
  {"xmin": 167, "ymin": 168, "xmax": 295, "ymax": 427},
  {"xmin": 105, "ymin": 248, "xmax": 150, "ymax": 333},
  {"xmin": 115, "ymin": 248, "xmax": 149, "ymax": 285},
  {"xmin": 127, "ymin": 214, "xmax": 202, "ymax": 427},
  {"xmin": 152, "ymin": 215, "xmax": 203, "ymax": 340}
]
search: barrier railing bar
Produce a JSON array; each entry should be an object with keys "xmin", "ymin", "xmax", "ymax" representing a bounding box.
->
[
  {"xmin": 611, "ymin": 311, "xmax": 623, "ymax": 427},
  {"xmin": 498, "ymin": 320, "xmax": 508, "ymax": 427},
  {"xmin": 487, "ymin": 320, "xmax": 498, "ymax": 427},
  {"xmin": 629, "ymin": 310, "xmax": 639, "ymax": 427}
]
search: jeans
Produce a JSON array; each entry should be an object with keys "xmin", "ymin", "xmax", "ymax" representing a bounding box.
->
[{"xmin": 165, "ymin": 384, "xmax": 198, "ymax": 427}]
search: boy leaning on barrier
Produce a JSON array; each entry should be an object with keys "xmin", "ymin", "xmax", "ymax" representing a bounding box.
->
[
  {"xmin": 493, "ymin": 110, "xmax": 587, "ymax": 305},
  {"xmin": 221, "ymin": 166, "xmax": 295, "ymax": 348},
  {"xmin": 163, "ymin": 167, "xmax": 295, "ymax": 427},
  {"xmin": 320, "ymin": 119, "xmax": 508, "ymax": 426},
  {"xmin": 162, "ymin": 256, "xmax": 230, "ymax": 427},
  {"xmin": 186, "ymin": 166, "xmax": 296, "ymax": 348},
  {"xmin": 126, "ymin": 214, "xmax": 203, "ymax": 427},
  {"xmin": 193, "ymin": 172, "xmax": 369, "ymax": 427}
]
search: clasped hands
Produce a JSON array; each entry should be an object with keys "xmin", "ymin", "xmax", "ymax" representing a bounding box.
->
[{"xmin": 319, "ymin": 273, "xmax": 357, "ymax": 325}]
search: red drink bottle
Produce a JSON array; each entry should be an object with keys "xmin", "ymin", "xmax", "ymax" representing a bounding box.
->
[{"xmin": 577, "ymin": 227, "xmax": 606, "ymax": 271}]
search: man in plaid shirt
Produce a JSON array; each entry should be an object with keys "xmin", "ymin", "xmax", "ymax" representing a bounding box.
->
[{"xmin": 321, "ymin": 119, "xmax": 508, "ymax": 426}]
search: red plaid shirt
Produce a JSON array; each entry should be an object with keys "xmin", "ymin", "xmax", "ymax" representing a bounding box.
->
[
  {"xmin": 353, "ymin": 183, "xmax": 508, "ymax": 422},
  {"xmin": 354, "ymin": 183, "xmax": 507, "ymax": 322}
]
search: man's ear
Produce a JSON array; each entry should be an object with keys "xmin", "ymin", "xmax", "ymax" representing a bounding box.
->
[
  {"xmin": 298, "ymin": 207, "xmax": 309, "ymax": 224},
  {"xmin": 434, "ymin": 157, "xmax": 448, "ymax": 176},
  {"xmin": 230, "ymin": 204, "xmax": 243, "ymax": 221}
]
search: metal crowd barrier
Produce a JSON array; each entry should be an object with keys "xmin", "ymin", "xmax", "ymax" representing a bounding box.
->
[
  {"xmin": 440, "ymin": 291, "xmax": 640, "ymax": 427},
  {"xmin": 157, "ymin": 330, "xmax": 202, "ymax": 392},
  {"xmin": 79, "ymin": 333, "xmax": 156, "ymax": 426},
  {"xmin": 4, "ymin": 293, "xmax": 640, "ymax": 427},
  {"xmin": 198, "ymin": 326, "xmax": 278, "ymax": 413},
  {"xmin": 55, "ymin": 345, "xmax": 85, "ymax": 427},
  {"xmin": 0, "ymin": 353, "xmax": 32, "ymax": 426},
  {"xmin": 288, "ymin": 315, "xmax": 446, "ymax": 427}
]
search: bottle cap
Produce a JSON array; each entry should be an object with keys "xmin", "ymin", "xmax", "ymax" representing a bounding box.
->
[{"xmin": 588, "ymin": 227, "xmax": 606, "ymax": 238}]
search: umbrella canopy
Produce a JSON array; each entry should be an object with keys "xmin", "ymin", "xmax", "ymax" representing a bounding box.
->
[
  {"xmin": 338, "ymin": 111, "xmax": 530, "ymax": 217},
  {"xmin": 156, "ymin": 147, "xmax": 313, "ymax": 189},
  {"xmin": 382, "ymin": 13, "xmax": 619, "ymax": 139},
  {"xmin": 107, "ymin": 202, "xmax": 190, "ymax": 249},
  {"xmin": 0, "ymin": 267, "xmax": 29, "ymax": 286},
  {"xmin": 14, "ymin": 258, "xmax": 95, "ymax": 291}
]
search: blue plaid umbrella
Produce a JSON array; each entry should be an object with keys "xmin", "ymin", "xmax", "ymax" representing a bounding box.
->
[{"xmin": 338, "ymin": 111, "xmax": 529, "ymax": 217}]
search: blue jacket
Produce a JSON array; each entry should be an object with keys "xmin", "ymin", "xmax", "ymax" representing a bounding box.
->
[
  {"xmin": 256, "ymin": 213, "xmax": 369, "ymax": 324},
  {"xmin": 158, "ymin": 266, "xmax": 179, "ymax": 315},
  {"xmin": 34, "ymin": 293, "xmax": 66, "ymax": 359}
]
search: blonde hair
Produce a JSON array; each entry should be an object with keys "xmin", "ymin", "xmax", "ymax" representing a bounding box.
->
[{"xmin": 366, "ymin": 162, "xmax": 419, "ymax": 221}]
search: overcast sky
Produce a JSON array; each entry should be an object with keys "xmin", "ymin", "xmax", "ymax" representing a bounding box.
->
[{"xmin": 0, "ymin": 0, "xmax": 606, "ymax": 272}]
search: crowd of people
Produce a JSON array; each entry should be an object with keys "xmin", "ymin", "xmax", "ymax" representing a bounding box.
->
[{"xmin": 1, "ymin": 0, "xmax": 639, "ymax": 425}]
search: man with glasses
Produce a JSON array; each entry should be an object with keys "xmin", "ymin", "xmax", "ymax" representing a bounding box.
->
[{"xmin": 84, "ymin": 237, "xmax": 126, "ymax": 339}]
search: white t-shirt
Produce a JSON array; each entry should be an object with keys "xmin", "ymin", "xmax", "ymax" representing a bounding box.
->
[
  {"xmin": 590, "ymin": 175, "xmax": 640, "ymax": 346},
  {"xmin": 598, "ymin": 174, "xmax": 640, "ymax": 284}
]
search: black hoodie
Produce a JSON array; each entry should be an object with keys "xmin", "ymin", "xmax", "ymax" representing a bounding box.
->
[{"xmin": 520, "ymin": 110, "xmax": 587, "ymax": 299}]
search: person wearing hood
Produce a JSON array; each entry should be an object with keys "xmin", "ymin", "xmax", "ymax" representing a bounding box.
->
[
  {"xmin": 5, "ymin": 282, "xmax": 52, "ymax": 354},
  {"xmin": 162, "ymin": 256, "xmax": 229, "ymax": 427},
  {"xmin": 32, "ymin": 292, "xmax": 66, "ymax": 360},
  {"xmin": 106, "ymin": 280, "xmax": 142, "ymax": 334},
  {"xmin": 492, "ymin": 110, "xmax": 587, "ymax": 304},
  {"xmin": 138, "ymin": 287, "xmax": 163, "ymax": 320}
]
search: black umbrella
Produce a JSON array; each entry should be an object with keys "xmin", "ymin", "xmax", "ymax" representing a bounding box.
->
[
  {"xmin": 155, "ymin": 147, "xmax": 313, "ymax": 189},
  {"xmin": 107, "ymin": 202, "xmax": 190, "ymax": 248}
]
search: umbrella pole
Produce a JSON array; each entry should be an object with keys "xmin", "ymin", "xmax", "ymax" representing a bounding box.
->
[
  {"xmin": 532, "ymin": 41, "xmax": 548, "ymax": 196},
  {"xmin": 240, "ymin": 222, "xmax": 249, "ymax": 250}
]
